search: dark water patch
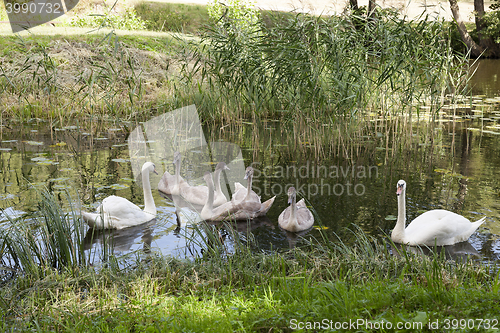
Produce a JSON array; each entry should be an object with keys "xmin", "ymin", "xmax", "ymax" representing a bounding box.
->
[{"xmin": 470, "ymin": 59, "xmax": 500, "ymax": 97}]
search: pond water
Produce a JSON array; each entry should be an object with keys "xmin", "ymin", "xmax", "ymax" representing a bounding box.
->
[{"xmin": 1, "ymin": 60, "xmax": 500, "ymax": 265}]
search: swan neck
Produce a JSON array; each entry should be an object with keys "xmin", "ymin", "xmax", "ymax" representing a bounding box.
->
[
  {"xmin": 245, "ymin": 173, "xmax": 253, "ymax": 200},
  {"xmin": 175, "ymin": 159, "xmax": 181, "ymax": 183},
  {"xmin": 202, "ymin": 177, "xmax": 215, "ymax": 218},
  {"xmin": 288, "ymin": 194, "xmax": 298, "ymax": 228},
  {"xmin": 142, "ymin": 168, "xmax": 156, "ymax": 215},
  {"xmin": 393, "ymin": 189, "xmax": 406, "ymax": 242},
  {"xmin": 214, "ymin": 168, "xmax": 223, "ymax": 195}
]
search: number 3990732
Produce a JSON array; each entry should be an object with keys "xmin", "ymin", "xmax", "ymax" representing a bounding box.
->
[{"xmin": 5, "ymin": 2, "xmax": 62, "ymax": 14}]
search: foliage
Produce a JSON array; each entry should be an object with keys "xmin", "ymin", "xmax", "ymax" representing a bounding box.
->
[
  {"xmin": 184, "ymin": 11, "xmax": 465, "ymax": 122},
  {"xmin": 1, "ymin": 225, "xmax": 499, "ymax": 331},
  {"xmin": 0, "ymin": 5, "xmax": 7, "ymax": 21},
  {"xmin": 481, "ymin": 10, "xmax": 500, "ymax": 44},
  {"xmin": 0, "ymin": 34, "xmax": 176, "ymax": 122},
  {"xmin": 207, "ymin": 0, "xmax": 261, "ymax": 35},
  {"xmin": 135, "ymin": 2, "xmax": 210, "ymax": 33},
  {"xmin": 0, "ymin": 189, "xmax": 88, "ymax": 280},
  {"xmin": 67, "ymin": 3, "xmax": 147, "ymax": 30}
]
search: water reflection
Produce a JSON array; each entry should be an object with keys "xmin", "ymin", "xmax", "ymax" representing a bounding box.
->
[
  {"xmin": 83, "ymin": 219, "xmax": 156, "ymax": 254},
  {"xmin": 390, "ymin": 241, "xmax": 481, "ymax": 261},
  {"xmin": 470, "ymin": 59, "xmax": 500, "ymax": 97}
]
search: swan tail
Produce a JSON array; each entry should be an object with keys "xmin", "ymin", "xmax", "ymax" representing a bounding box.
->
[
  {"xmin": 457, "ymin": 216, "xmax": 487, "ymax": 243},
  {"xmin": 257, "ymin": 196, "xmax": 276, "ymax": 217},
  {"xmin": 474, "ymin": 216, "xmax": 487, "ymax": 226}
]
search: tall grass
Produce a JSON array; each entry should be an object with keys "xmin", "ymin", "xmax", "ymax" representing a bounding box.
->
[
  {"xmin": 0, "ymin": 34, "xmax": 175, "ymax": 125},
  {"xmin": 1, "ymin": 211, "xmax": 497, "ymax": 331},
  {"xmin": 0, "ymin": 188, "xmax": 87, "ymax": 280},
  {"xmin": 180, "ymin": 11, "xmax": 468, "ymax": 126}
]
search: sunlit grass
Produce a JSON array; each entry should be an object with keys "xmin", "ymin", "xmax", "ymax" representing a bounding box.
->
[{"xmin": 1, "ymin": 222, "xmax": 499, "ymax": 331}]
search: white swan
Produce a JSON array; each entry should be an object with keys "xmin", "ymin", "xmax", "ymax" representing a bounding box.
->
[
  {"xmin": 82, "ymin": 162, "xmax": 158, "ymax": 229},
  {"xmin": 391, "ymin": 179, "xmax": 486, "ymax": 246},
  {"xmin": 232, "ymin": 166, "xmax": 275, "ymax": 217},
  {"xmin": 158, "ymin": 151, "xmax": 185, "ymax": 196},
  {"xmin": 278, "ymin": 187, "xmax": 314, "ymax": 232},
  {"xmin": 232, "ymin": 167, "xmax": 260, "ymax": 204},
  {"xmin": 201, "ymin": 172, "xmax": 272, "ymax": 221},
  {"xmin": 179, "ymin": 162, "xmax": 230, "ymax": 207}
]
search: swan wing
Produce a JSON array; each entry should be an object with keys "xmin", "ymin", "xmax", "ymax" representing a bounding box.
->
[
  {"xmin": 278, "ymin": 206, "xmax": 291, "ymax": 228},
  {"xmin": 296, "ymin": 198, "xmax": 307, "ymax": 208},
  {"xmin": 95, "ymin": 196, "xmax": 154, "ymax": 229},
  {"xmin": 405, "ymin": 210, "xmax": 483, "ymax": 246},
  {"xmin": 296, "ymin": 207, "xmax": 314, "ymax": 230},
  {"xmin": 256, "ymin": 196, "xmax": 276, "ymax": 217},
  {"xmin": 209, "ymin": 201, "xmax": 240, "ymax": 221},
  {"xmin": 158, "ymin": 171, "xmax": 177, "ymax": 195},
  {"xmin": 179, "ymin": 183, "xmax": 209, "ymax": 206},
  {"xmin": 231, "ymin": 183, "xmax": 261, "ymax": 204}
]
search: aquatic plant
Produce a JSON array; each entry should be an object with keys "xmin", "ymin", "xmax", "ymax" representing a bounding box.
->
[
  {"xmin": 180, "ymin": 11, "xmax": 468, "ymax": 126},
  {"xmin": 0, "ymin": 188, "xmax": 87, "ymax": 280},
  {"xmin": 1, "ymin": 221, "xmax": 498, "ymax": 331}
]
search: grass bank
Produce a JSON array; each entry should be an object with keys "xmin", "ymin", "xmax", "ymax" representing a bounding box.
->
[
  {"xmin": 1, "ymin": 192, "xmax": 498, "ymax": 331},
  {"xmin": 2, "ymin": 232, "xmax": 499, "ymax": 331}
]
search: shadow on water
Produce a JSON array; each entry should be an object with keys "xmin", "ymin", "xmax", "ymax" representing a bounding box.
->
[{"xmin": 83, "ymin": 219, "xmax": 157, "ymax": 254}]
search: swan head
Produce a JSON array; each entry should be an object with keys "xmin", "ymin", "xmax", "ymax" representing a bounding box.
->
[
  {"xmin": 142, "ymin": 162, "xmax": 158, "ymax": 175},
  {"xmin": 203, "ymin": 171, "xmax": 214, "ymax": 185},
  {"xmin": 396, "ymin": 180, "xmax": 406, "ymax": 196},
  {"xmin": 243, "ymin": 166, "xmax": 254, "ymax": 180},
  {"xmin": 287, "ymin": 186, "xmax": 296, "ymax": 205},
  {"xmin": 216, "ymin": 162, "xmax": 230, "ymax": 172}
]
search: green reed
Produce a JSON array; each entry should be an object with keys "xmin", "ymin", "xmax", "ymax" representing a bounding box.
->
[
  {"xmin": 0, "ymin": 34, "xmax": 176, "ymax": 125},
  {"xmin": 181, "ymin": 11, "xmax": 467, "ymax": 125},
  {"xmin": 1, "ymin": 216, "xmax": 497, "ymax": 332},
  {"xmin": 0, "ymin": 188, "xmax": 88, "ymax": 280}
]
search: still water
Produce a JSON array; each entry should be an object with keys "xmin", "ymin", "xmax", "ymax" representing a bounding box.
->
[{"xmin": 1, "ymin": 60, "xmax": 500, "ymax": 264}]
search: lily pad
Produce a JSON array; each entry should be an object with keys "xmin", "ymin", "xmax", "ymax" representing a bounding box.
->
[
  {"xmin": 48, "ymin": 177, "xmax": 70, "ymax": 182},
  {"xmin": 385, "ymin": 215, "xmax": 397, "ymax": 221},
  {"xmin": 109, "ymin": 184, "xmax": 130, "ymax": 190},
  {"xmin": 23, "ymin": 141, "xmax": 44, "ymax": 146},
  {"xmin": 112, "ymin": 158, "xmax": 129, "ymax": 163},
  {"xmin": 0, "ymin": 148, "xmax": 12, "ymax": 152},
  {"xmin": 313, "ymin": 226, "xmax": 329, "ymax": 230},
  {"xmin": 37, "ymin": 160, "xmax": 59, "ymax": 166}
]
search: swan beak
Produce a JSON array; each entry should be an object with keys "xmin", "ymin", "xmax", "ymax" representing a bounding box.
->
[
  {"xmin": 396, "ymin": 185, "xmax": 403, "ymax": 196},
  {"xmin": 153, "ymin": 168, "xmax": 158, "ymax": 175}
]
